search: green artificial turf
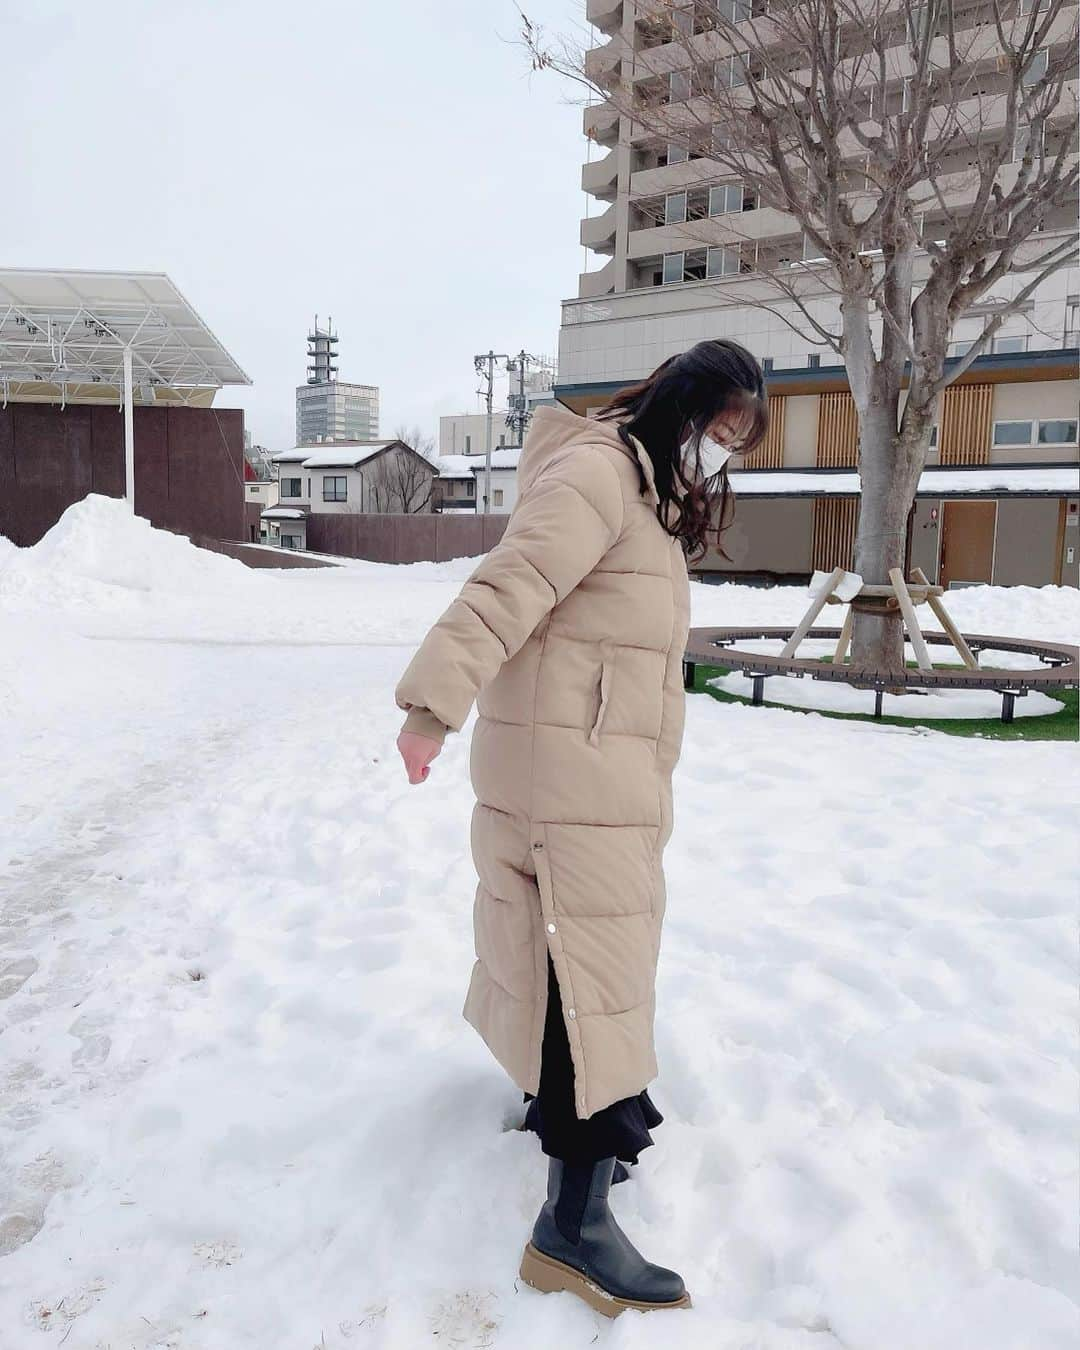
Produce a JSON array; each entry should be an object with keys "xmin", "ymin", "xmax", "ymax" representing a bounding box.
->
[{"xmin": 691, "ymin": 661, "xmax": 1079, "ymax": 741}]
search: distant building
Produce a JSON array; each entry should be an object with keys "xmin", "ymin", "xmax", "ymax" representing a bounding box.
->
[
  {"xmin": 434, "ymin": 448, "xmax": 521, "ymax": 515},
  {"xmin": 295, "ymin": 319, "xmax": 379, "ymax": 443},
  {"xmin": 264, "ymin": 439, "xmax": 435, "ymax": 548},
  {"xmin": 439, "ymin": 412, "xmax": 512, "ymax": 457}
]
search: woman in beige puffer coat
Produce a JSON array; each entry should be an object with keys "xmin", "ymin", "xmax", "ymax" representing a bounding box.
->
[{"xmin": 395, "ymin": 339, "xmax": 768, "ymax": 1317}]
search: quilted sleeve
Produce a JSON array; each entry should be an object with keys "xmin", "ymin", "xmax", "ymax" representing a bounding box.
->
[{"xmin": 394, "ymin": 449, "xmax": 625, "ymax": 746}]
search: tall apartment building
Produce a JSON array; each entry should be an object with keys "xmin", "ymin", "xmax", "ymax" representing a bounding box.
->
[
  {"xmin": 557, "ymin": 0, "xmax": 1079, "ymax": 588},
  {"xmin": 295, "ymin": 319, "xmax": 379, "ymax": 443}
]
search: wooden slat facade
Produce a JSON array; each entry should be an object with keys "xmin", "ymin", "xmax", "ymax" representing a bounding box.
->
[
  {"xmin": 811, "ymin": 497, "xmax": 859, "ymax": 571},
  {"xmin": 740, "ymin": 393, "xmax": 785, "ymax": 468},
  {"xmin": 938, "ymin": 382, "xmax": 992, "ymax": 464},
  {"xmin": 816, "ymin": 390, "xmax": 859, "ymax": 466}
]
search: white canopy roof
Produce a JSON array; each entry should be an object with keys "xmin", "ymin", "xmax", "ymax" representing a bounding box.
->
[{"xmin": 0, "ymin": 267, "xmax": 250, "ymax": 405}]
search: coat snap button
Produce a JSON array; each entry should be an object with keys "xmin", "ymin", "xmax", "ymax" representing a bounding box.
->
[
  {"xmin": 547, "ymin": 922, "xmax": 556, "ymax": 934},
  {"xmin": 568, "ymin": 1008, "xmax": 576, "ymax": 1019},
  {"xmin": 532, "ymin": 842, "xmax": 543, "ymax": 851}
]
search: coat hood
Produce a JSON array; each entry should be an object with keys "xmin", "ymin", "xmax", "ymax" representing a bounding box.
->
[{"xmin": 520, "ymin": 405, "xmax": 661, "ymax": 507}]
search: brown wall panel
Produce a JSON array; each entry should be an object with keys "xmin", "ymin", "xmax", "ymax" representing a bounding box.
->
[
  {"xmin": 0, "ymin": 407, "xmax": 16, "ymax": 533},
  {"xmin": 243, "ymin": 501, "xmax": 263, "ymax": 542},
  {"xmin": 481, "ymin": 514, "xmax": 510, "ymax": 552},
  {"xmin": 394, "ymin": 514, "xmax": 438, "ymax": 563},
  {"xmin": 307, "ymin": 513, "xmax": 397, "ymax": 563},
  {"xmin": 741, "ymin": 394, "xmax": 786, "ymax": 469},
  {"xmin": 131, "ymin": 406, "xmax": 170, "ymax": 528},
  {"xmin": 166, "ymin": 407, "xmax": 244, "ymax": 543},
  {"xmin": 89, "ymin": 405, "xmax": 126, "ymax": 498},
  {"xmin": 811, "ymin": 497, "xmax": 859, "ymax": 570},
  {"xmin": 816, "ymin": 391, "xmax": 859, "ymax": 467},
  {"xmin": 0, "ymin": 402, "xmax": 245, "ymax": 547},
  {"xmin": 939, "ymin": 383, "xmax": 992, "ymax": 465},
  {"xmin": 436, "ymin": 515, "xmax": 486, "ymax": 562}
]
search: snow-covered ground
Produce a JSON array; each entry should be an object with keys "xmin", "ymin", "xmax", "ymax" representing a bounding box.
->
[{"xmin": 1, "ymin": 496, "xmax": 1077, "ymax": 1349}]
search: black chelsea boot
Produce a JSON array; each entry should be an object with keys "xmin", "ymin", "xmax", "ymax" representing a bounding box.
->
[{"xmin": 519, "ymin": 1156, "xmax": 691, "ymax": 1317}]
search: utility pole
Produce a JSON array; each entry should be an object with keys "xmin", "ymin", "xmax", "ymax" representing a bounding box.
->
[
  {"xmin": 473, "ymin": 349, "xmax": 508, "ymax": 514},
  {"xmin": 505, "ymin": 350, "xmax": 541, "ymax": 449}
]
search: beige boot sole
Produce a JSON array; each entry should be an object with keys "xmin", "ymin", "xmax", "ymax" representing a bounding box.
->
[{"xmin": 518, "ymin": 1242, "xmax": 692, "ymax": 1318}]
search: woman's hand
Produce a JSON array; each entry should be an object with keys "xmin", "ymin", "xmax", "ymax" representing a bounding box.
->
[{"xmin": 397, "ymin": 730, "xmax": 442, "ymax": 785}]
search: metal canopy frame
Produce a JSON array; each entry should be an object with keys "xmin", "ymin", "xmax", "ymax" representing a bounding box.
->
[{"xmin": 0, "ymin": 267, "xmax": 251, "ymax": 505}]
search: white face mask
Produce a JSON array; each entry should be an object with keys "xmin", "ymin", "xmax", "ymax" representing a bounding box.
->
[{"xmin": 684, "ymin": 434, "xmax": 734, "ymax": 475}]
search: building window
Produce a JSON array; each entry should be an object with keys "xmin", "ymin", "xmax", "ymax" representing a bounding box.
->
[
  {"xmin": 707, "ymin": 245, "xmax": 741, "ymax": 277},
  {"xmin": 493, "ymin": 488, "xmax": 504, "ymax": 507},
  {"xmin": 715, "ymin": 53, "xmax": 748, "ymax": 90},
  {"xmin": 1012, "ymin": 119, "xmax": 1045, "ymax": 163},
  {"xmin": 708, "ymin": 183, "xmax": 747, "ymax": 215},
  {"xmin": 947, "ymin": 338, "xmax": 977, "ymax": 359},
  {"xmin": 992, "ymin": 335, "xmax": 1027, "ymax": 354},
  {"xmin": 281, "ymin": 477, "xmax": 302, "ymax": 498},
  {"xmin": 992, "ymin": 420, "xmax": 1033, "ymax": 446},
  {"xmin": 665, "ymin": 139, "xmax": 689, "ymax": 165},
  {"xmin": 662, "ymin": 252, "xmax": 685, "ymax": 284},
  {"xmin": 906, "ymin": 3, "xmax": 935, "ymax": 45},
  {"xmin": 1023, "ymin": 47, "xmax": 1048, "ymax": 86},
  {"xmin": 929, "ymin": 425, "xmax": 938, "ymax": 447},
  {"xmin": 798, "ymin": 233, "xmax": 826, "ymax": 263},
  {"xmin": 466, "ymin": 479, "xmax": 475, "ymax": 497},
  {"xmin": 668, "ymin": 69, "xmax": 691, "ymax": 103},
  {"xmin": 665, "ymin": 192, "xmax": 688, "ymax": 224},
  {"xmin": 323, "ymin": 475, "xmax": 348, "ymax": 502},
  {"xmin": 1037, "ymin": 419, "xmax": 1079, "ymax": 445}
]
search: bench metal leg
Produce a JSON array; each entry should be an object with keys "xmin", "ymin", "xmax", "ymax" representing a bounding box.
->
[
  {"xmin": 683, "ymin": 659, "xmax": 696, "ymax": 691},
  {"xmin": 1001, "ymin": 691, "xmax": 1016, "ymax": 724},
  {"xmin": 874, "ymin": 690, "xmax": 884, "ymax": 719},
  {"xmin": 752, "ymin": 674, "xmax": 765, "ymax": 707}
]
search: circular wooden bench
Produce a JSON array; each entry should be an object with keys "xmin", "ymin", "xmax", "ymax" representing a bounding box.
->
[{"xmin": 683, "ymin": 627, "xmax": 1080, "ymax": 723}]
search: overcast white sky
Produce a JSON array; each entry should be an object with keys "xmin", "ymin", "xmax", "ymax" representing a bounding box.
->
[{"xmin": 6, "ymin": 0, "xmax": 591, "ymax": 451}]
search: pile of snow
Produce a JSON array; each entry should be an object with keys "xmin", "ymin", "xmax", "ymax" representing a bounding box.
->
[{"xmin": 0, "ymin": 494, "xmax": 261, "ymax": 613}]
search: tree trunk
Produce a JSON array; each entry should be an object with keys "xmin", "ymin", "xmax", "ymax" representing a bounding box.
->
[{"xmin": 850, "ymin": 414, "xmax": 921, "ymax": 679}]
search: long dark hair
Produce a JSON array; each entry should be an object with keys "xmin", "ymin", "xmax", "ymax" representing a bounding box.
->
[{"xmin": 594, "ymin": 339, "xmax": 769, "ymax": 563}]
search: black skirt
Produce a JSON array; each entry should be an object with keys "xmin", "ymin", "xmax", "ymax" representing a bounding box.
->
[{"xmin": 520, "ymin": 951, "xmax": 663, "ymax": 1176}]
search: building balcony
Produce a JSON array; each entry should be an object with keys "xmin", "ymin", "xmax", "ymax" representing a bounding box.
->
[
  {"xmin": 584, "ymin": 100, "xmax": 620, "ymax": 147},
  {"xmin": 582, "ymin": 148, "xmax": 619, "ymax": 200},
  {"xmin": 626, "ymin": 208, "xmax": 798, "ymax": 260},
  {"xmin": 586, "ymin": 0, "xmax": 622, "ymax": 36},
  {"xmin": 584, "ymin": 34, "xmax": 625, "ymax": 86},
  {"xmin": 578, "ymin": 258, "xmax": 617, "ymax": 299},
  {"xmin": 581, "ymin": 203, "xmax": 618, "ymax": 254}
]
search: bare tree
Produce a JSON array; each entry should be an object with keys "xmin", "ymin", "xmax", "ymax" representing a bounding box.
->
[
  {"xmin": 366, "ymin": 443, "xmax": 436, "ymax": 514},
  {"xmin": 521, "ymin": 0, "xmax": 1078, "ymax": 674},
  {"xmin": 392, "ymin": 423, "xmax": 438, "ymax": 464}
]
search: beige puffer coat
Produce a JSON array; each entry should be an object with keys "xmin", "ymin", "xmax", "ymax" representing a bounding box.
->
[{"xmin": 395, "ymin": 404, "xmax": 690, "ymax": 1119}]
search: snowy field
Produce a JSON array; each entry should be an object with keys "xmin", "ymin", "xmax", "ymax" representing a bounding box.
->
[{"xmin": 1, "ymin": 496, "xmax": 1078, "ymax": 1350}]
